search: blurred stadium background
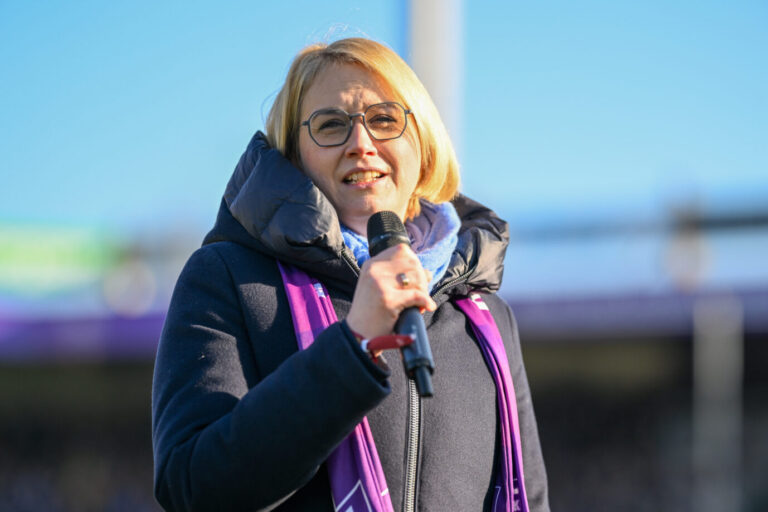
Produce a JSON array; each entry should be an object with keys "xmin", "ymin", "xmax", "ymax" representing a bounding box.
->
[{"xmin": 1, "ymin": 1, "xmax": 766, "ymax": 511}]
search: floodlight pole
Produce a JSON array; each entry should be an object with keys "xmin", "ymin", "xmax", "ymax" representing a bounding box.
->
[
  {"xmin": 408, "ymin": 0, "xmax": 464, "ymax": 158},
  {"xmin": 692, "ymin": 296, "xmax": 744, "ymax": 512}
]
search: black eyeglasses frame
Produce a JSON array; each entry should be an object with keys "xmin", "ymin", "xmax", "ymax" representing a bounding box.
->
[{"xmin": 300, "ymin": 101, "xmax": 413, "ymax": 148}]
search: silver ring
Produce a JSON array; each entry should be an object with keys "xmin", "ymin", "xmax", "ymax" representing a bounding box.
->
[{"xmin": 396, "ymin": 272, "xmax": 411, "ymax": 288}]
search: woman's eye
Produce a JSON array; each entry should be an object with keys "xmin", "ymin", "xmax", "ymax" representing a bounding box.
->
[
  {"xmin": 316, "ymin": 118, "xmax": 347, "ymax": 131},
  {"xmin": 368, "ymin": 115, "xmax": 396, "ymax": 126}
]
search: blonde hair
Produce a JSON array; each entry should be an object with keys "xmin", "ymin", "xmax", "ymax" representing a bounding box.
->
[{"xmin": 265, "ymin": 37, "xmax": 460, "ymax": 219}]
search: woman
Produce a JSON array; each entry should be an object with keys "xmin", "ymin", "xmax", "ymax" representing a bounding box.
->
[{"xmin": 152, "ymin": 38, "xmax": 549, "ymax": 511}]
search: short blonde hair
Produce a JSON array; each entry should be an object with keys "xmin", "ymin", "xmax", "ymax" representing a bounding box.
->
[{"xmin": 265, "ymin": 37, "xmax": 460, "ymax": 220}]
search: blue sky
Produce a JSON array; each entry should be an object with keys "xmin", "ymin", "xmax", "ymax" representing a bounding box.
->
[{"xmin": 1, "ymin": 0, "xmax": 766, "ymax": 236}]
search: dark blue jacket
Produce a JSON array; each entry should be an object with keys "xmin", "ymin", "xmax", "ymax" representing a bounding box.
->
[{"xmin": 152, "ymin": 132, "xmax": 549, "ymax": 511}]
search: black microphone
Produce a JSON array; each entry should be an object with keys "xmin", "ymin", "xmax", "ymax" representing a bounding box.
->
[{"xmin": 367, "ymin": 211, "xmax": 435, "ymax": 397}]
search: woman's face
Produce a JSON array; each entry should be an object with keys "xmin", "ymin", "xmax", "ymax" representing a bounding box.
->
[{"xmin": 298, "ymin": 63, "xmax": 421, "ymax": 236}]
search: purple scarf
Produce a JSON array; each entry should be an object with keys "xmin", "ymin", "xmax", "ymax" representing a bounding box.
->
[{"xmin": 278, "ymin": 261, "xmax": 528, "ymax": 512}]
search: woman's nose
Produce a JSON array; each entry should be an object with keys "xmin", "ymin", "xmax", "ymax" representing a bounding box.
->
[{"xmin": 345, "ymin": 118, "xmax": 377, "ymax": 157}]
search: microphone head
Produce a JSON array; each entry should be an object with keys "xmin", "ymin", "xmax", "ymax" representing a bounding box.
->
[{"xmin": 367, "ymin": 211, "xmax": 410, "ymax": 257}]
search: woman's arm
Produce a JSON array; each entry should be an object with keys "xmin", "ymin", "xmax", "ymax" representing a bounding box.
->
[{"xmin": 152, "ymin": 245, "xmax": 390, "ymax": 511}]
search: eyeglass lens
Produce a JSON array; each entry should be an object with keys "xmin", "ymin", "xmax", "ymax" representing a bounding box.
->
[{"xmin": 308, "ymin": 102, "xmax": 407, "ymax": 146}]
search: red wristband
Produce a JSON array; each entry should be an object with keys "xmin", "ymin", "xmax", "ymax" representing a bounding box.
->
[
  {"xmin": 361, "ymin": 335, "xmax": 414, "ymax": 356},
  {"xmin": 347, "ymin": 323, "xmax": 413, "ymax": 362}
]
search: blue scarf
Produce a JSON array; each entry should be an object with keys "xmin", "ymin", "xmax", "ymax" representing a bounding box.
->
[{"xmin": 341, "ymin": 201, "xmax": 460, "ymax": 292}]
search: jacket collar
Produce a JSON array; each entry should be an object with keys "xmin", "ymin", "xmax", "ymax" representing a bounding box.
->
[{"xmin": 203, "ymin": 131, "xmax": 510, "ymax": 299}]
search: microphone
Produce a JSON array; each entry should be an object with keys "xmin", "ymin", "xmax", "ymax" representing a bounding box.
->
[{"xmin": 367, "ymin": 211, "xmax": 435, "ymax": 397}]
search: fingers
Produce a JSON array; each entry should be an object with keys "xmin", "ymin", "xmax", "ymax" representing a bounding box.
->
[
  {"xmin": 371, "ymin": 245, "xmax": 431, "ymax": 293},
  {"xmin": 346, "ymin": 244, "xmax": 436, "ymax": 339},
  {"xmin": 396, "ymin": 268, "xmax": 433, "ymax": 294},
  {"xmin": 395, "ymin": 272, "xmax": 411, "ymax": 288},
  {"xmin": 398, "ymin": 288, "xmax": 436, "ymax": 313},
  {"xmin": 364, "ymin": 255, "xmax": 435, "ymax": 312},
  {"xmin": 367, "ymin": 247, "xmax": 435, "ymax": 312}
]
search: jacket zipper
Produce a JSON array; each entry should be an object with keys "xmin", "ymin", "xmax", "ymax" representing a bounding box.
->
[
  {"xmin": 346, "ymin": 246, "xmax": 470, "ymax": 512},
  {"xmin": 341, "ymin": 248, "xmax": 361, "ymax": 276},
  {"xmin": 430, "ymin": 272, "xmax": 468, "ymax": 299},
  {"xmin": 402, "ymin": 271, "xmax": 470, "ymax": 512},
  {"xmin": 344, "ymin": 246, "xmax": 421, "ymax": 511},
  {"xmin": 402, "ymin": 378, "xmax": 421, "ymax": 512}
]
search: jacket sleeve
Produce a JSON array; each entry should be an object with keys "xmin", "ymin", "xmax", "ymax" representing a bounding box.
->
[
  {"xmin": 495, "ymin": 300, "xmax": 551, "ymax": 512},
  {"xmin": 151, "ymin": 246, "xmax": 390, "ymax": 511}
]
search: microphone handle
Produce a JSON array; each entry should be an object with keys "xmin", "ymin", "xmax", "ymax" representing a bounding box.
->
[{"xmin": 396, "ymin": 306, "xmax": 435, "ymax": 397}]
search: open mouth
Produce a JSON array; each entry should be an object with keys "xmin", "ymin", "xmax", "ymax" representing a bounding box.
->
[{"xmin": 343, "ymin": 170, "xmax": 385, "ymax": 185}]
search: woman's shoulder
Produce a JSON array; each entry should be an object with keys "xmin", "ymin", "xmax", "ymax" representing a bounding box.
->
[
  {"xmin": 167, "ymin": 242, "xmax": 287, "ymax": 340},
  {"xmin": 186, "ymin": 241, "xmax": 275, "ymax": 270},
  {"xmin": 177, "ymin": 242, "xmax": 281, "ymax": 293},
  {"xmin": 459, "ymin": 290, "xmax": 513, "ymax": 315},
  {"xmin": 462, "ymin": 291, "xmax": 520, "ymax": 341}
]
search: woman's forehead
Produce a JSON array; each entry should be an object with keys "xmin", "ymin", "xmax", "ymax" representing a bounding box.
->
[{"xmin": 301, "ymin": 63, "xmax": 396, "ymax": 116}]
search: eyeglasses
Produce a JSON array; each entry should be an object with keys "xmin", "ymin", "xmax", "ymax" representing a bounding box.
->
[{"xmin": 301, "ymin": 101, "xmax": 413, "ymax": 147}]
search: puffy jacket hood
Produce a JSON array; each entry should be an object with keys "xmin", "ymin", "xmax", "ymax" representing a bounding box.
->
[{"xmin": 203, "ymin": 131, "xmax": 510, "ymax": 298}]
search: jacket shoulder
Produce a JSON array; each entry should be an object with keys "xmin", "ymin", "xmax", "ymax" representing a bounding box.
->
[
  {"xmin": 195, "ymin": 240, "xmax": 273, "ymax": 265},
  {"xmin": 461, "ymin": 292, "xmax": 519, "ymax": 335},
  {"xmin": 183, "ymin": 241, "xmax": 279, "ymax": 284}
]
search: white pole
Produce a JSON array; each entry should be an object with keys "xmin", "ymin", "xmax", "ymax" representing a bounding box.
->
[
  {"xmin": 692, "ymin": 295, "xmax": 744, "ymax": 512},
  {"xmin": 408, "ymin": 0, "xmax": 464, "ymax": 158}
]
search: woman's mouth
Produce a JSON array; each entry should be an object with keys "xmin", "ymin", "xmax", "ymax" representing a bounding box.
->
[{"xmin": 343, "ymin": 170, "xmax": 385, "ymax": 185}]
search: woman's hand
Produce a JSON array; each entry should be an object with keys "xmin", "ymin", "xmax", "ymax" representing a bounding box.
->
[{"xmin": 346, "ymin": 244, "xmax": 436, "ymax": 340}]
